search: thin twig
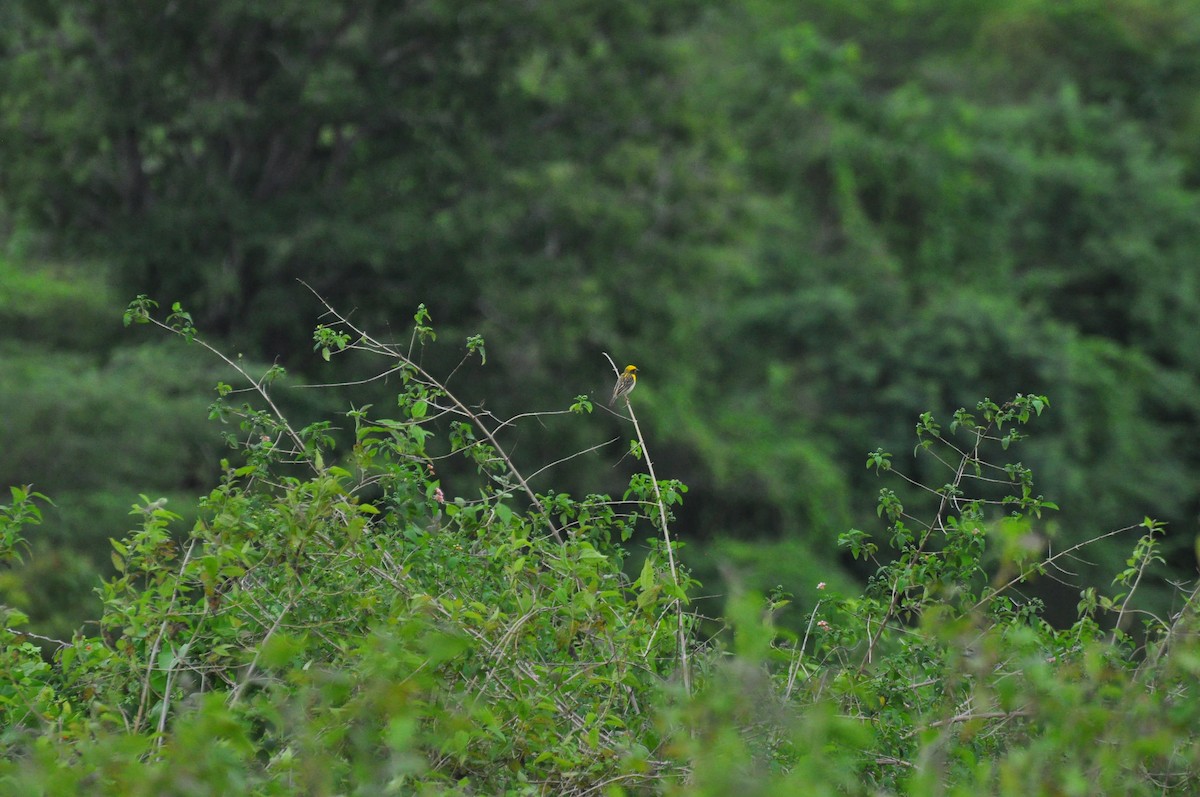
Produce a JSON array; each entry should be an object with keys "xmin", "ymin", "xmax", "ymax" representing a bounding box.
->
[
  {"xmin": 919, "ymin": 708, "xmax": 1031, "ymax": 732},
  {"xmin": 135, "ymin": 540, "xmax": 198, "ymax": 733},
  {"xmin": 304, "ymin": 283, "xmax": 564, "ymax": 543},
  {"xmin": 228, "ymin": 596, "xmax": 296, "ymax": 706},
  {"xmin": 786, "ymin": 599, "xmax": 824, "ymax": 699},
  {"xmin": 602, "ymin": 353, "xmax": 692, "ymax": 696},
  {"xmin": 974, "ymin": 523, "xmax": 1144, "ymax": 612},
  {"xmin": 5, "ymin": 628, "xmax": 71, "ymax": 648},
  {"xmin": 145, "ymin": 319, "xmax": 311, "ymax": 467},
  {"xmin": 526, "ymin": 437, "xmax": 622, "ymax": 482}
]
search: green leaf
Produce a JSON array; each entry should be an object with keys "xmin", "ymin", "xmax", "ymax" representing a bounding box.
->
[
  {"xmin": 259, "ymin": 633, "xmax": 305, "ymax": 668},
  {"xmin": 638, "ymin": 557, "xmax": 655, "ymax": 592}
]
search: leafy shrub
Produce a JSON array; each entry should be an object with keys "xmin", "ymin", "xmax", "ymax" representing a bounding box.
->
[{"xmin": 1, "ymin": 299, "xmax": 1198, "ymax": 795}]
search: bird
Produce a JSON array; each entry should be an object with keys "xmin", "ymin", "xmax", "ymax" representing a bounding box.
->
[{"xmin": 609, "ymin": 365, "xmax": 638, "ymax": 406}]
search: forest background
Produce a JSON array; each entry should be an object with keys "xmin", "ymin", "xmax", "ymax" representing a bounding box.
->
[{"xmin": 2, "ymin": 0, "xmax": 1199, "ymax": 640}]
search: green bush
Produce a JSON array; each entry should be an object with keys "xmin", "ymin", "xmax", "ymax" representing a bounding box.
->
[
  {"xmin": 1, "ymin": 301, "xmax": 1197, "ymax": 795},
  {"xmin": 0, "ymin": 258, "xmax": 121, "ymax": 352}
]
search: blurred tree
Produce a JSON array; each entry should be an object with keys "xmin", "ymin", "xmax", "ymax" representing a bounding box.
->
[
  {"xmin": 669, "ymin": 0, "xmax": 1200, "ymax": 581},
  {"xmin": 0, "ymin": 0, "xmax": 706, "ymax": 356}
]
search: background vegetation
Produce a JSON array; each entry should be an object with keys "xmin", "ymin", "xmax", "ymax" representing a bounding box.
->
[{"xmin": 1, "ymin": 0, "xmax": 1200, "ymax": 791}]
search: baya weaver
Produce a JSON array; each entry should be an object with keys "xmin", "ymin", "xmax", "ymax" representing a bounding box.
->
[{"xmin": 609, "ymin": 365, "xmax": 638, "ymax": 406}]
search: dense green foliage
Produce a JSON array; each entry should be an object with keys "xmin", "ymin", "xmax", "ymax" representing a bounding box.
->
[
  {"xmin": 2, "ymin": 308, "xmax": 1199, "ymax": 794},
  {"xmin": 3, "ymin": 2, "xmax": 1200, "ymax": 788}
]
